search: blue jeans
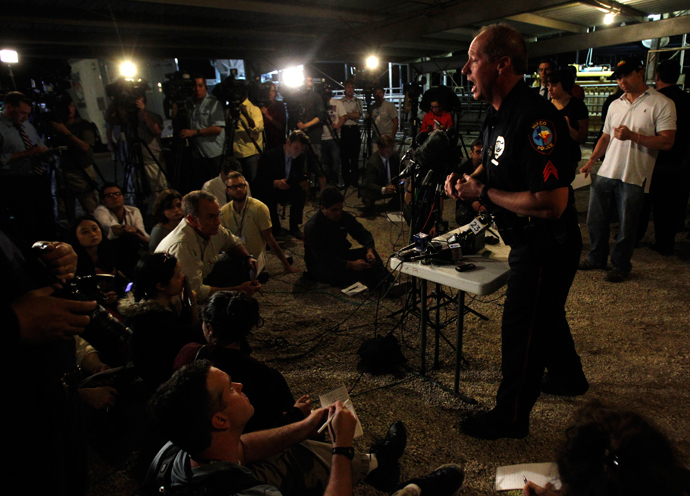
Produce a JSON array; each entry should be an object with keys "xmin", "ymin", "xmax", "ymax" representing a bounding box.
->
[
  {"xmin": 586, "ymin": 175, "xmax": 644, "ymax": 275},
  {"xmin": 321, "ymin": 139, "xmax": 341, "ymax": 186}
]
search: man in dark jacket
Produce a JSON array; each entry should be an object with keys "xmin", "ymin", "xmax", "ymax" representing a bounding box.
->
[
  {"xmin": 255, "ymin": 131, "xmax": 310, "ymax": 239},
  {"xmin": 304, "ymin": 187, "xmax": 391, "ymax": 290},
  {"xmin": 360, "ymin": 134, "xmax": 401, "ymax": 216}
]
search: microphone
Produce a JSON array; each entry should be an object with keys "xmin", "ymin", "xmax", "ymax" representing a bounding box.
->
[{"xmin": 414, "ymin": 130, "xmax": 449, "ymax": 168}]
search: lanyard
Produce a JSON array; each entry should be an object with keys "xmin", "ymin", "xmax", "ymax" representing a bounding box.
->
[{"xmin": 231, "ymin": 201, "xmax": 248, "ymax": 237}]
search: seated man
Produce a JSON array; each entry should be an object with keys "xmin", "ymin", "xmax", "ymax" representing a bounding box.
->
[
  {"xmin": 360, "ymin": 134, "xmax": 401, "ymax": 217},
  {"xmin": 254, "ymin": 130, "xmax": 310, "ymax": 239},
  {"xmin": 220, "ymin": 172, "xmax": 299, "ymax": 275},
  {"xmin": 93, "ymin": 182, "xmax": 148, "ymax": 276},
  {"xmin": 453, "ymin": 139, "xmax": 484, "ymax": 227},
  {"xmin": 305, "ymin": 187, "xmax": 394, "ymax": 292},
  {"xmin": 202, "ymin": 156, "xmax": 243, "ymax": 207},
  {"xmin": 155, "ymin": 190, "xmax": 261, "ymax": 302},
  {"xmin": 146, "ymin": 360, "xmax": 463, "ymax": 496},
  {"xmin": 419, "ymin": 99, "xmax": 453, "ymax": 133}
]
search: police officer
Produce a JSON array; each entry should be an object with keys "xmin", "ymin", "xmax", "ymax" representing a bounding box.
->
[{"xmin": 445, "ymin": 23, "xmax": 588, "ymax": 440}]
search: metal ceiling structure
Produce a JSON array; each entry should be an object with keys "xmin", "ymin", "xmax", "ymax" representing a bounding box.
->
[{"xmin": 0, "ymin": 0, "xmax": 688, "ymax": 75}]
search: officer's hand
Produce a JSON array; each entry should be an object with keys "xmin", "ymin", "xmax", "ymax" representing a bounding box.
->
[
  {"xmin": 14, "ymin": 287, "xmax": 97, "ymax": 344},
  {"xmin": 329, "ymin": 401, "xmax": 357, "ymax": 448},
  {"xmin": 444, "ymin": 172, "xmax": 462, "ymax": 199},
  {"xmin": 35, "ymin": 241, "xmax": 79, "ymax": 282},
  {"xmin": 456, "ymin": 174, "xmax": 483, "ymax": 201}
]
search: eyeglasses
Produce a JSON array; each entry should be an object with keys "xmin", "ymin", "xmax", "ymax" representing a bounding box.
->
[
  {"xmin": 104, "ymin": 191, "xmax": 123, "ymax": 198},
  {"xmin": 226, "ymin": 184, "xmax": 247, "ymax": 190}
]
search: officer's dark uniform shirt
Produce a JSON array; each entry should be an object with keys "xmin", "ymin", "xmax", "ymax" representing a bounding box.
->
[{"xmin": 480, "ymin": 80, "xmax": 576, "ymax": 239}]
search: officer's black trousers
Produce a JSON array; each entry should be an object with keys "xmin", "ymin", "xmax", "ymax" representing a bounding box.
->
[{"xmin": 495, "ymin": 219, "xmax": 585, "ymax": 424}]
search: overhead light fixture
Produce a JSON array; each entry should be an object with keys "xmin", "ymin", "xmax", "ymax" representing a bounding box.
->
[
  {"xmin": 1, "ymin": 49, "xmax": 18, "ymax": 64},
  {"xmin": 282, "ymin": 65, "xmax": 304, "ymax": 88},
  {"xmin": 120, "ymin": 60, "xmax": 137, "ymax": 78},
  {"xmin": 604, "ymin": 12, "xmax": 615, "ymax": 24},
  {"xmin": 366, "ymin": 56, "xmax": 379, "ymax": 70}
]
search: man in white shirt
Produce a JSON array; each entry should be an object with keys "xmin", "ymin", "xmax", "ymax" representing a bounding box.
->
[
  {"xmin": 156, "ymin": 190, "xmax": 261, "ymax": 302},
  {"xmin": 369, "ymin": 86, "xmax": 398, "ymax": 143},
  {"xmin": 580, "ymin": 59, "xmax": 676, "ymax": 282},
  {"xmin": 321, "ymin": 90, "xmax": 347, "ymax": 187},
  {"xmin": 339, "ymin": 79, "xmax": 363, "ymax": 187},
  {"xmin": 202, "ymin": 157, "xmax": 245, "ymax": 207}
]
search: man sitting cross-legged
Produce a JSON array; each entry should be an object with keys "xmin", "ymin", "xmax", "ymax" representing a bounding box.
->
[{"xmin": 146, "ymin": 360, "xmax": 464, "ymax": 496}]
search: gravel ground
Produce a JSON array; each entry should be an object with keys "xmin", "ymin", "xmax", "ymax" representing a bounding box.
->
[{"xmin": 88, "ymin": 182, "xmax": 690, "ymax": 496}]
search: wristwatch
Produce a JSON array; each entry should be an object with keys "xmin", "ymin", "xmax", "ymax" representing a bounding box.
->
[{"xmin": 331, "ymin": 447, "xmax": 355, "ymax": 460}]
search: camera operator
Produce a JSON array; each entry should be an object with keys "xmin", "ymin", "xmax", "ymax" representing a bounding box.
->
[
  {"xmin": 2, "ymin": 223, "xmax": 97, "ymax": 495},
  {"xmin": 260, "ymin": 82, "xmax": 286, "ymax": 151},
  {"xmin": 51, "ymin": 94, "xmax": 100, "ymax": 223},
  {"xmin": 0, "ymin": 91, "xmax": 57, "ymax": 242},
  {"xmin": 232, "ymin": 86, "xmax": 264, "ymax": 187},
  {"xmin": 134, "ymin": 95, "xmax": 168, "ymax": 199},
  {"xmin": 295, "ymin": 77, "xmax": 327, "ymax": 195},
  {"xmin": 179, "ymin": 75, "xmax": 226, "ymax": 190}
]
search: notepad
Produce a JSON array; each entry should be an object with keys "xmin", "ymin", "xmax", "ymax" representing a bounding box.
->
[
  {"xmin": 319, "ymin": 385, "xmax": 363, "ymax": 438},
  {"xmin": 495, "ymin": 462, "xmax": 561, "ymax": 491}
]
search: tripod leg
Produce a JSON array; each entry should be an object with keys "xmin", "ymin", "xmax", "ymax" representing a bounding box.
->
[{"xmin": 420, "ymin": 278, "xmax": 427, "ymax": 375}]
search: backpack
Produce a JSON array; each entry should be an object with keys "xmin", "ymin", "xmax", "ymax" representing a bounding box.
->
[{"xmin": 134, "ymin": 443, "xmax": 262, "ymax": 496}]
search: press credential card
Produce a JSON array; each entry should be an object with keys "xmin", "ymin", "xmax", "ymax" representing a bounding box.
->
[{"xmin": 319, "ymin": 385, "xmax": 363, "ymax": 438}]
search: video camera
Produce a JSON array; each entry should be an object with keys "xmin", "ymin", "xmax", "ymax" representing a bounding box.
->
[
  {"xmin": 161, "ymin": 71, "xmax": 196, "ymax": 119},
  {"xmin": 25, "ymin": 77, "xmax": 73, "ymax": 145},
  {"xmin": 105, "ymin": 77, "xmax": 149, "ymax": 124}
]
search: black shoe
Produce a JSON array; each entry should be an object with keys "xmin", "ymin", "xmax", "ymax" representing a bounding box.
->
[
  {"xmin": 289, "ymin": 228, "xmax": 303, "ymax": 240},
  {"xmin": 366, "ymin": 421, "xmax": 407, "ymax": 492},
  {"xmin": 605, "ymin": 269, "xmax": 626, "ymax": 283},
  {"xmin": 650, "ymin": 243, "xmax": 673, "ymax": 256},
  {"xmin": 541, "ymin": 372, "xmax": 589, "ymax": 396},
  {"xmin": 578, "ymin": 259, "xmax": 605, "ymax": 270},
  {"xmin": 386, "ymin": 282, "xmax": 411, "ymax": 299},
  {"xmin": 461, "ymin": 410, "xmax": 528, "ymax": 440},
  {"xmin": 399, "ymin": 464, "xmax": 465, "ymax": 496}
]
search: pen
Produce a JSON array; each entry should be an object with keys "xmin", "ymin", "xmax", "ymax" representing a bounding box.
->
[
  {"xmin": 317, "ymin": 399, "xmax": 351, "ymax": 433},
  {"xmin": 523, "ymin": 476, "xmax": 534, "ymax": 496}
]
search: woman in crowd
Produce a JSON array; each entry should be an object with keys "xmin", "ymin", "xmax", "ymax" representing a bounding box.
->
[
  {"xmin": 148, "ymin": 189, "xmax": 183, "ymax": 252},
  {"xmin": 524, "ymin": 401, "xmax": 689, "ymax": 496},
  {"xmin": 68, "ymin": 215, "xmax": 120, "ymax": 305},
  {"xmin": 119, "ymin": 252, "xmax": 203, "ymax": 391},
  {"xmin": 548, "ymin": 69, "xmax": 589, "ymax": 167},
  {"xmin": 173, "ymin": 290, "xmax": 311, "ymax": 433}
]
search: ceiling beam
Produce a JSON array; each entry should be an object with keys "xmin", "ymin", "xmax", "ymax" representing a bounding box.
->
[
  {"xmin": 529, "ymin": 15, "xmax": 690, "ymax": 58},
  {"xmin": 410, "ymin": 55, "xmax": 468, "ymax": 73},
  {"xmin": 130, "ymin": 0, "xmax": 383, "ymax": 23},
  {"xmin": 579, "ymin": 0, "xmax": 649, "ymax": 22},
  {"xmin": 506, "ymin": 13, "xmax": 588, "ymax": 33}
]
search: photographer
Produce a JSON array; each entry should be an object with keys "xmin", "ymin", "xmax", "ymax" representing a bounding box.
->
[
  {"xmin": 179, "ymin": 75, "xmax": 226, "ymax": 190},
  {"xmin": 260, "ymin": 82, "xmax": 286, "ymax": 151},
  {"xmin": 232, "ymin": 86, "xmax": 264, "ymax": 186},
  {"xmin": 51, "ymin": 95, "xmax": 100, "ymax": 223},
  {"xmin": 134, "ymin": 95, "xmax": 168, "ymax": 199},
  {"xmin": 0, "ymin": 91, "xmax": 56, "ymax": 242},
  {"xmin": 3, "ymin": 224, "xmax": 97, "ymax": 495}
]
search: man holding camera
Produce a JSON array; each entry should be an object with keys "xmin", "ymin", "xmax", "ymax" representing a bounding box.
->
[{"xmin": 179, "ymin": 75, "xmax": 226, "ymax": 190}]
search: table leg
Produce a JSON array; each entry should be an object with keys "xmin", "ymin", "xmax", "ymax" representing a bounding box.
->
[
  {"xmin": 454, "ymin": 290, "xmax": 465, "ymax": 394},
  {"xmin": 420, "ymin": 278, "xmax": 427, "ymax": 375}
]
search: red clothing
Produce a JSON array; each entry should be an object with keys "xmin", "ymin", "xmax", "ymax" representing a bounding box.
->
[
  {"xmin": 571, "ymin": 84, "xmax": 585, "ymax": 101},
  {"xmin": 420, "ymin": 111, "xmax": 453, "ymax": 133}
]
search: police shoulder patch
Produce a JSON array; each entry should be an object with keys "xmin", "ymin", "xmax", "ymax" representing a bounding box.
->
[{"xmin": 529, "ymin": 119, "xmax": 556, "ymax": 155}]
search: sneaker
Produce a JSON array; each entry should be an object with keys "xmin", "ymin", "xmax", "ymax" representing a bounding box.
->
[
  {"xmin": 541, "ymin": 372, "xmax": 589, "ymax": 396},
  {"xmin": 578, "ymin": 259, "xmax": 605, "ymax": 271},
  {"xmin": 461, "ymin": 410, "xmax": 528, "ymax": 440},
  {"xmin": 399, "ymin": 464, "xmax": 465, "ymax": 496},
  {"xmin": 605, "ymin": 269, "xmax": 626, "ymax": 283}
]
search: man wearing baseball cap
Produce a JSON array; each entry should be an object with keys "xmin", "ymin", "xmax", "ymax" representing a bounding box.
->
[{"xmin": 579, "ymin": 58, "xmax": 676, "ymax": 282}]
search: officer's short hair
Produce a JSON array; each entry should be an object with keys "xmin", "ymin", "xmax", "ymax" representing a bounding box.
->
[
  {"xmin": 656, "ymin": 60, "xmax": 681, "ymax": 85},
  {"xmin": 477, "ymin": 23, "xmax": 527, "ymax": 75}
]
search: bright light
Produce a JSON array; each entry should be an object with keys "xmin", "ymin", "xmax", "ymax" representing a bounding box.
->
[
  {"xmin": 366, "ymin": 56, "xmax": 379, "ymax": 70},
  {"xmin": 604, "ymin": 13, "xmax": 615, "ymax": 24},
  {"xmin": 282, "ymin": 65, "xmax": 304, "ymax": 88},
  {"xmin": 120, "ymin": 61, "xmax": 137, "ymax": 78},
  {"xmin": 1, "ymin": 49, "xmax": 18, "ymax": 64}
]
